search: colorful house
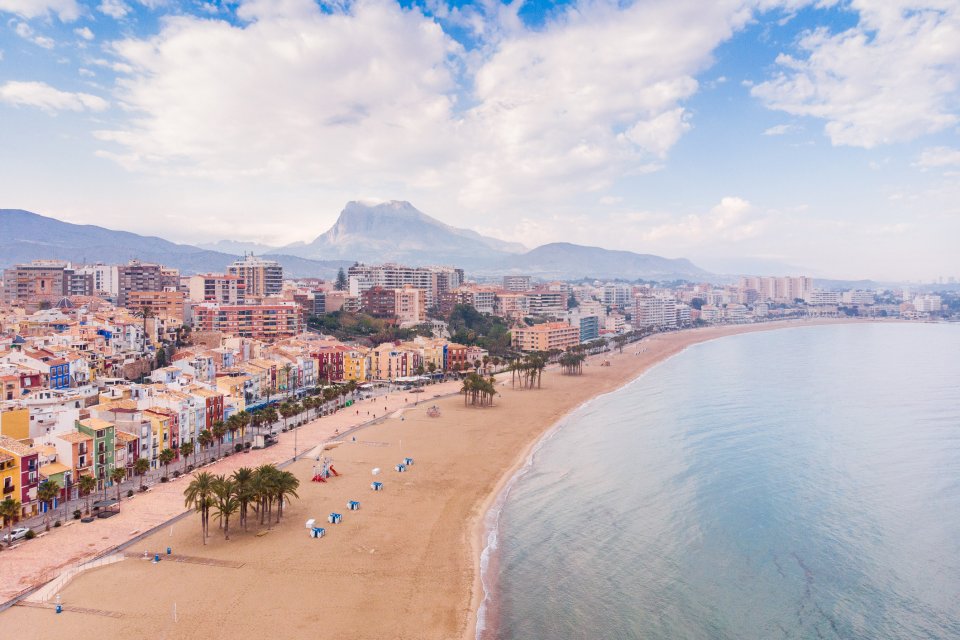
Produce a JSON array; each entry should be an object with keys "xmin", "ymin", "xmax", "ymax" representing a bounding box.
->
[{"xmin": 0, "ymin": 435, "xmax": 39, "ymax": 516}]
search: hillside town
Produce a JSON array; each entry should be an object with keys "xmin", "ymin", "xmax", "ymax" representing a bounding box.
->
[{"xmin": 0, "ymin": 254, "xmax": 955, "ymax": 529}]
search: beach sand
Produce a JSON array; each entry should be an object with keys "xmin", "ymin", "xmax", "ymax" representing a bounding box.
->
[{"xmin": 0, "ymin": 321, "xmax": 861, "ymax": 638}]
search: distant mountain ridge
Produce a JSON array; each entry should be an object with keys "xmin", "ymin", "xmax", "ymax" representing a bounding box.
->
[
  {"xmin": 0, "ymin": 204, "xmax": 710, "ymax": 282},
  {"xmin": 0, "ymin": 209, "xmax": 349, "ymax": 278}
]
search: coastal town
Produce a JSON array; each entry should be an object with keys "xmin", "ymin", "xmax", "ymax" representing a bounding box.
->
[{"xmin": 0, "ymin": 253, "xmax": 956, "ymax": 539}]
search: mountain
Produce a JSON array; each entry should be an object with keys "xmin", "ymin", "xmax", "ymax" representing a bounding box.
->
[
  {"xmin": 0, "ymin": 209, "xmax": 347, "ymax": 278},
  {"xmin": 279, "ymin": 200, "xmax": 527, "ymax": 266},
  {"xmin": 196, "ymin": 239, "xmax": 280, "ymax": 255},
  {"xmin": 494, "ymin": 242, "xmax": 709, "ymax": 281}
]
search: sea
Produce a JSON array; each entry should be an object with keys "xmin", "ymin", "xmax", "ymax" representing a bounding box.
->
[{"xmin": 478, "ymin": 323, "xmax": 960, "ymax": 640}]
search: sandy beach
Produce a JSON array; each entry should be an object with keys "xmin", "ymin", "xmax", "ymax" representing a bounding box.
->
[{"xmin": 0, "ymin": 320, "xmax": 865, "ymax": 638}]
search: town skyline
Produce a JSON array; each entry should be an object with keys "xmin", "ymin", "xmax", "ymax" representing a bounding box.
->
[{"xmin": 1, "ymin": 0, "xmax": 958, "ymax": 282}]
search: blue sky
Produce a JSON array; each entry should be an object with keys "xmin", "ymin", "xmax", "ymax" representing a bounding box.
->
[{"xmin": 1, "ymin": 0, "xmax": 958, "ymax": 281}]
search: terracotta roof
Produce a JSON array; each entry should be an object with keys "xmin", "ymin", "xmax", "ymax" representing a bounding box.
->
[
  {"xmin": 40, "ymin": 462, "xmax": 70, "ymax": 476},
  {"xmin": 115, "ymin": 431, "xmax": 138, "ymax": 443},
  {"xmin": 79, "ymin": 417, "xmax": 115, "ymax": 431},
  {"xmin": 0, "ymin": 435, "xmax": 35, "ymax": 457},
  {"xmin": 58, "ymin": 432, "xmax": 92, "ymax": 444}
]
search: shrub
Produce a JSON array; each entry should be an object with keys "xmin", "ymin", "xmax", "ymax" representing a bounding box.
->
[
  {"xmin": 54, "ymin": 520, "xmax": 61, "ymax": 528},
  {"xmin": 73, "ymin": 510, "xmax": 82, "ymax": 520},
  {"xmin": 127, "ymin": 489, "xmax": 134, "ymax": 498},
  {"xmin": 244, "ymin": 442, "xmax": 252, "ymax": 449},
  {"xmin": 140, "ymin": 485, "xmax": 148, "ymax": 493},
  {"xmin": 172, "ymin": 470, "xmax": 181, "ymax": 478},
  {"xmin": 187, "ymin": 464, "xmax": 195, "ymax": 472},
  {"xmin": 234, "ymin": 443, "xmax": 243, "ymax": 453},
  {"xmin": 224, "ymin": 451, "xmax": 231, "ymax": 458},
  {"xmin": 25, "ymin": 529, "xmax": 36, "ymax": 540},
  {"xmin": 160, "ymin": 477, "xmax": 169, "ymax": 483}
]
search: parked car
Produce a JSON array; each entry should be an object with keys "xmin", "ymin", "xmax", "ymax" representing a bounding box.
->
[{"xmin": 2, "ymin": 527, "xmax": 29, "ymax": 543}]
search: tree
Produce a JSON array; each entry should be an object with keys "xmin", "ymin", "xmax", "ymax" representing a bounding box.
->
[
  {"xmin": 0, "ymin": 496, "xmax": 21, "ymax": 546},
  {"xmin": 180, "ymin": 441, "xmax": 194, "ymax": 472},
  {"xmin": 37, "ymin": 480, "xmax": 60, "ymax": 525},
  {"xmin": 335, "ymin": 267, "xmax": 348, "ymax": 292},
  {"xmin": 212, "ymin": 475, "xmax": 240, "ymax": 540},
  {"xmin": 109, "ymin": 467, "xmax": 126, "ymax": 510},
  {"xmin": 198, "ymin": 430, "xmax": 213, "ymax": 461},
  {"xmin": 274, "ymin": 470, "xmax": 300, "ymax": 523},
  {"xmin": 232, "ymin": 467, "xmax": 255, "ymax": 531},
  {"xmin": 212, "ymin": 420, "xmax": 227, "ymax": 459},
  {"xmin": 78, "ymin": 474, "xmax": 97, "ymax": 514},
  {"xmin": 158, "ymin": 448, "xmax": 175, "ymax": 480},
  {"xmin": 184, "ymin": 472, "xmax": 215, "ymax": 544},
  {"xmin": 134, "ymin": 457, "xmax": 150, "ymax": 491}
]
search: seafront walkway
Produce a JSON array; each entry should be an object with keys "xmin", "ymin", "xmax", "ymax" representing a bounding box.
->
[{"xmin": 0, "ymin": 380, "xmax": 463, "ymax": 606}]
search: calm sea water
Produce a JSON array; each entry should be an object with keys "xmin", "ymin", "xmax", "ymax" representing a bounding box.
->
[{"xmin": 482, "ymin": 323, "xmax": 960, "ymax": 640}]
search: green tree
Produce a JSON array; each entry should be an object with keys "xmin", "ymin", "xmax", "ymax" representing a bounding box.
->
[
  {"xmin": 78, "ymin": 474, "xmax": 97, "ymax": 514},
  {"xmin": 212, "ymin": 475, "xmax": 240, "ymax": 540},
  {"xmin": 335, "ymin": 267, "xmax": 348, "ymax": 292},
  {"xmin": 158, "ymin": 448, "xmax": 175, "ymax": 480},
  {"xmin": 274, "ymin": 470, "xmax": 300, "ymax": 523},
  {"xmin": 0, "ymin": 496, "xmax": 21, "ymax": 546},
  {"xmin": 134, "ymin": 457, "xmax": 150, "ymax": 491},
  {"xmin": 212, "ymin": 420, "xmax": 227, "ymax": 459},
  {"xmin": 109, "ymin": 467, "xmax": 126, "ymax": 509},
  {"xmin": 198, "ymin": 430, "xmax": 213, "ymax": 461},
  {"xmin": 37, "ymin": 480, "xmax": 60, "ymax": 525},
  {"xmin": 184, "ymin": 472, "xmax": 215, "ymax": 544},
  {"xmin": 232, "ymin": 467, "xmax": 255, "ymax": 531},
  {"xmin": 180, "ymin": 441, "xmax": 194, "ymax": 472}
]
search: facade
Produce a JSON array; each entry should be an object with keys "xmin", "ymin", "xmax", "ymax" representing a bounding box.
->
[
  {"xmin": 503, "ymin": 275, "xmax": 533, "ymax": 292},
  {"xmin": 634, "ymin": 296, "xmax": 678, "ymax": 328},
  {"xmin": 126, "ymin": 290, "xmax": 187, "ymax": 321},
  {"xmin": 511, "ymin": 322, "xmax": 580, "ymax": 352},
  {"xmin": 2, "ymin": 261, "xmax": 70, "ymax": 303},
  {"xmin": 227, "ymin": 256, "xmax": 283, "ymax": 298},
  {"xmin": 117, "ymin": 261, "xmax": 167, "ymax": 307},
  {"xmin": 0, "ymin": 435, "xmax": 39, "ymax": 516},
  {"xmin": 348, "ymin": 263, "xmax": 463, "ymax": 309},
  {"xmin": 188, "ymin": 274, "xmax": 246, "ymax": 305},
  {"xmin": 193, "ymin": 303, "xmax": 304, "ymax": 340}
]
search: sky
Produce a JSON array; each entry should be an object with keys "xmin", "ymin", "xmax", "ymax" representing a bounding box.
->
[{"xmin": 0, "ymin": 0, "xmax": 958, "ymax": 281}]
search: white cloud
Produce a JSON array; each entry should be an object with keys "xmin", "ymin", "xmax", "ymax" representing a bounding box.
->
[
  {"xmin": 13, "ymin": 21, "xmax": 55, "ymax": 48},
  {"xmin": 0, "ymin": 0, "xmax": 79, "ymax": 21},
  {"xmin": 916, "ymin": 146, "xmax": 960, "ymax": 168},
  {"xmin": 642, "ymin": 196, "xmax": 766, "ymax": 244},
  {"xmin": 763, "ymin": 123, "xmax": 798, "ymax": 136},
  {"xmin": 98, "ymin": 0, "xmax": 130, "ymax": 18},
  {"xmin": 752, "ymin": 1, "xmax": 960, "ymax": 147},
  {"xmin": 93, "ymin": 0, "xmax": 761, "ymax": 221},
  {"xmin": 74, "ymin": 26, "xmax": 94, "ymax": 40},
  {"xmin": 0, "ymin": 80, "xmax": 108, "ymax": 113}
]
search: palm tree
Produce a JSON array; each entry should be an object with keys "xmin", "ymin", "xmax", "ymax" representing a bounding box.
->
[
  {"xmin": 0, "ymin": 496, "xmax": 21, "ymax": 546},
  {"xmin": 180, "ymin": 441, "xmax": 194, "ymax": 472},
  {"xmin": 78, "ymin": 474, "xmax": 97, "ymax": 514},
  {"xmin": 212, "ymin": 420, "xmax": 227, "ymax": 458},
  {"xmin": 198, "ymin": 430, "xmax": 213, "ymax": 462},
  {"xmin": 37, "ymin": 480, "xmax": 60, "ymax": 525},
  {"xmin": 183, "ymin": 472, "xmax": 215, "ymax": 544},
  {"xmin": 232, "ymin": 467, "xmax": 255, "ymax": 530},
  {"xmin": 134, "ymin": 457, "xmax": 150, "ymax": 491},
  {"xmin": 212, "ymin": 475, "xmax": 239, "ymax": 540},
  {"xmin": 253, "ymin": 464, "xmax": 279, "ymax": 527},
  {"xmin": 158, "ymin": 448, "xmax": 175, "ymax": 480},
  {"xmin": 274, "ymin": 470, "xmax": 300, "ymax": 523},
  {"xmin": 279, "ymin": 402, "xmax": 295, "ymax": 430},
  {"xmin": 109, "ymin": 467, "xmax": 126, "ymax": 510}
]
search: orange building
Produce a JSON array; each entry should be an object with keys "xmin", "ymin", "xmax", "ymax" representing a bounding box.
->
[{"xmin": 511, "ymin": 322, "xmax": 580, "ymax": 352}]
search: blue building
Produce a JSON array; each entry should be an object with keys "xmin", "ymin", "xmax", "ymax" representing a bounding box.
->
[{"xmin": 577, "ymin": 315, "xmax": 600, "ymax": 343}]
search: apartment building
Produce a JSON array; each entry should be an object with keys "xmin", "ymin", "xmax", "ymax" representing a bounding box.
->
[
  {"xmin": 227, "ymin": 256, "xmax": 283, "ymax": 298},
  {"xmin": 188, "ymin": 274, "xmax": 246, "ymax": 305},
  {"xmin": 511, "ymin": 322, "xmax": 580, "ymax": 352},
  {"xmin": 193, "ymin": 302, "xmax": 304, "ymax": 340}
]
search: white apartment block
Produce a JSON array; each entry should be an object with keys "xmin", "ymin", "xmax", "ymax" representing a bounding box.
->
[
  {"xmin": 634, "ymin": 296, "xmax": 677, "ymax": 328},
  {"xmin": 805, "ymin": 289, "xmax": 841, "ymax": 305}
]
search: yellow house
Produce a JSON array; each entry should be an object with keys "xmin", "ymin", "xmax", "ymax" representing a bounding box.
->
[
  {"xmin": 0, "ymin": 448, "xmax": 19, "ymax": 508},
  {"xmin": 342, "ymin": 348, "xmax": 370, "ymax": 382},
  {"xmin": 0, "ymin": 408, "xmax": 30, "ymax": 440}
]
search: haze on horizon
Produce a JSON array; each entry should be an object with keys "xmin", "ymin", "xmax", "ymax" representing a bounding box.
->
[{"xmin": 0, "ymin": 0, "xmax": 957, "ymax": 282}]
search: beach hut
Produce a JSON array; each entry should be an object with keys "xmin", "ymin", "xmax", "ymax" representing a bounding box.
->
[
  {"xmin": 371, "ymin": 481, "xmax": 383, "ymax": 491},
  {"xmin": 305, "ymin": 518, "xmax": 316, "ymax": 529},
  {"xmin": 328, "ymin": 512, "xmax": 343, "ymax": 524},
  {"xmin": 311, "ymin": 527, "xmax": 325, "ymax": 538},
  {"xmin": 395, "ymin": 463, "xmax": 406, "ymax": 472},
  {"xmin": 347, "ymin": 500, "xmax": 360, "ymax": 511},
  {"xmin": 403, "ymin": 457, "xmax": 414, "ymax": 466}
]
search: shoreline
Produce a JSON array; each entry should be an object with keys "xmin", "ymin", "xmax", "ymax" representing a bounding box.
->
[
  {"xmin": 0, "ymin": 319, "xmax": 883, "ymax": 638},
  {"xmin": 465, "ymin": 318, "xmax": 875, "ymax": 640}
]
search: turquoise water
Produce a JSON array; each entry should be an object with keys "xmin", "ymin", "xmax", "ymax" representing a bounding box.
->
[{"xmin": 482, "ymin": 323, "xmax": 960, "ymax": 639}]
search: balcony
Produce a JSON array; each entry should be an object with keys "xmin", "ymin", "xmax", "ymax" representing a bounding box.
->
[{"xmin": 3, "ymin": 485, "xmax": 14, "ymax": 495}]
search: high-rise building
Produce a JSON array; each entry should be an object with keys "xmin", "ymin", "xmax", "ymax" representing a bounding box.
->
[
  {"xmin": 227, "ymin": 256, "xmax": 283, "ymax": 298},
  {"xmin": 192, "ymin": 302, "xmax": 303, "ymax": 339},
  {"xmin": 503, "ymin": 275, "xmax": 533, "ymax": 292},
  {"xmin": 1, "ymin": 261, "xmax": 70, "ymax": 303},
  {"xmin": 348, "ymin": 263, "xmax": 463, "ymax": 309},
  {"xmin": 117, "ymin": 260, "xmax": 166, "ymax": 307},
  {"xmin": 188, "ymin": 274, "xmax": 246, "ymax": 305},
  {"xmin": 77, "ymin": 264, "xmax": 119, "ymax": 296},
  {"xmin": 634, "ymin": 295, "xmax": 677, "ymax": 328}
]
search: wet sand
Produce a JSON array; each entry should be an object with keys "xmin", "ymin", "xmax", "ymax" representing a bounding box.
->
[{"xmin": 0, "ymin": 320, "xmax": 867, "ymax": 638}]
